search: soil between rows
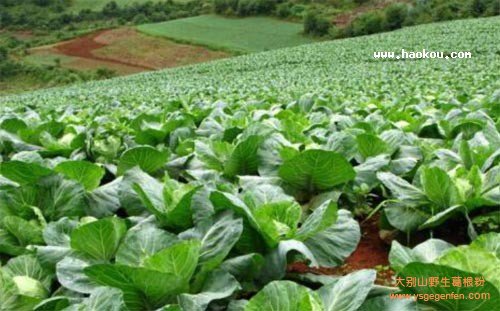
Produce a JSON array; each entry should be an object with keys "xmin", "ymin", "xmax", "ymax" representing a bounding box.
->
[{"xmin": 287, "ymin": 215, "xmax": 395, "ymax": 286}]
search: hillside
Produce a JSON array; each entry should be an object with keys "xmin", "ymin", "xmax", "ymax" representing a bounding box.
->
[
  {"xmin": 2, "ymin": 0, "xmax": 498, "ymax": 95},
  {"xmin": 0, "ymin": 17, "xmax": 499, "ymax": 311},
  {"xmin": 3, "ymin": 17, "xmax": 498, "ymax": 109}
]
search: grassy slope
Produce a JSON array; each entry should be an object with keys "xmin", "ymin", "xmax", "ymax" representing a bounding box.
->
[{"xmin": 137, "ymin": 15, "xmax": 317, "ymax": 53}]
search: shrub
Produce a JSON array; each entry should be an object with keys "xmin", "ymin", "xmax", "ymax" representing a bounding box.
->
[
  {"xmin": 276, "ymin": 2, "xmax": 291, "ymax": 17},
  {"xmin": 290, "ymin": 4, "xmax": 306, "ymax": 17},
  {"xmin": 234, "ymin": 0, "xmax": 275, "ymax": 16},
  {"xmin": 347, "ymin": 11, "xmax": 384, "ymax": 37},
  {"xmin": 0, "ymin": 46, "xmax": 8, "ymax": 62},
  {"xmin": 95, "ymin": 68, "xmax": 116, "ymax": 79},
  {"xmin": 468, "ymin": 0, "xmax": 488, "ymax": 17},
  {"xmin": 403, "ymin": 5, "xmax": 432, "ymax": 26},
  {"xmin": 214, "ymin": 0, "xmax": 227, "ymax": 14},
  {"xmin": 432, "ymin": 1, "xmax": 462, "ymax": 21},
  {"xmin": 304, "ymin": 10, "xmax": 330, "ymax": 36},
  {"xmin": 33, "ymin": 0, "xmax": 52, "ymax": 6},
  {"xmin": 0, "ymin": 61, "xmax": 22, "ymax": 80},
  {"xmin": 102, "ymin": 1, "xmax": 119, "ymax": 17},
  {"xmin": 236, "ymin": 0, "xmax": 255, "ymax": 16},
  {"xmin": 214, "ymin": 0, "xmax": 239, "ymax": 14},
  {"xmin": 150, "ymin": 12, "xmax": 168, "ymax": 22},
  {"xmin": 468, "ymin": 0, "xmax": 499, "ymax": 17},
  {"xmin": 132, "ymin": 13, "xmax": 149, "ymax": 24},
  {"xmin": 384, "ymin": 3, "xmax": 408, "ymax": 30},
  {"xmin": 0, "ymin": 11, "xmax": 13, "ymax": 27},
  {"xmin": 328, "ymin": 25, "xmax": 342, "ymax": 39},
  {"xmin": 488, "ymin": 0, "xmax": 500, "ymax": 15}
]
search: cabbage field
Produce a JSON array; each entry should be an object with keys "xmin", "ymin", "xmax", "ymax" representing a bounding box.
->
[{"xmin": 0, "ymin": 16, "xmax": 499, "ymax": 311}]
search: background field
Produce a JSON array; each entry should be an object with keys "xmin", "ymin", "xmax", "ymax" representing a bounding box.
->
[{"xmin": 137, "ymin": 15, "xmax": 317, "ymax": 53}]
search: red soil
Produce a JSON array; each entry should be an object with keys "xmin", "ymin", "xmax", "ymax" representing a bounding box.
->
[
  {"xmin": 346, "ymin": 216, "xmax": 390, "ymax": 269},
  {"xmin": 54, "ymin": 30, "xmax": 152, "ymax": 70},
  {"xmin": 287, "ymin": 215, "xmax": 395, "ymax": 285},
  {"xmin": 36, "ymin": 28, "xmax": 228, "ymax": 74}
]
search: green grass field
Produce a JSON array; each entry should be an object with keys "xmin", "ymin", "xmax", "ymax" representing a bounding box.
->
[{"xmin": 137, "ymin": 15, "xmax": 316, "ymax": 53}]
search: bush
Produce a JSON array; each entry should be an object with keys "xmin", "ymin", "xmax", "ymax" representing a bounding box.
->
[
  {"xmin": 0, "ymin": 46, "xmax": 8, "ymax": 63},
  {"xmin": 213, "ymin": 0, "xmax": 276, "ymax": 16},
  {"xmin": 214, "ymin": 0, "xmax": 239, "ymax": 14},
  {"xmin": 150, "ymin": 12, "xmax": 168, "ymax": 22},
  {"xmin": 290, "ymin": 4, "xmax": 306, "ymax": 17},
  {"xmin": 468, "ymin": 0, "xmax": 499, "ymax": 17},
  {"xmin": 0, "ymin": 61, "xmax": 22, "ymax": 80},
  {"xmin": 327, "ymin": 25, "xmax": 342, "ymax": 39},
  {"xmin": 384, "ymin": 3, "xmax": 408, "ymax": 30},
  {"xmin": 102, "ymin": 1, "xmax": 119, "ymax": 17},
  {"xmin": 276, "ymin": 2, "xmax": 291, "ymax": 18},
  {"xmin": 304, "ymin": 11, "xmax": 330, "ymax": 36},
  {"xmin": 403, "ymin": 5, "xmax": 432, "ymax": 26},
  {"xmin": 347, "ymin": 11, "xmax": 384, "ymax": 37},
  {"xmin": 132, "ymin": 13, "xmax": 149, "ymax": 24},
  {"xmin": 0, "ymin": 11, "xmax": 13, "ymax": 27},
  {"xmin": 468, "ymin": 0, "xmax": 488, "ymax": 17},
  {"xmin": 236, "ymin": 0, "xmax": 255, "ymax": 16},
  {"xmin": 432, "ymin": 2, "xmax": 461, "ymax": 21},
  {"xmin": 488, "ymin": 0, "xmax": 500, "ymax": 15},
  {"xmin": 95, "ymin": 68, "xmax": 116, "ymax": 79},
  {"xmin": 33, "ymin": 0, "xmax": 52, "ymax": 6}
]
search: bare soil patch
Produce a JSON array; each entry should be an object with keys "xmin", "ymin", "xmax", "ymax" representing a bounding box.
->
[
  {"xmin": 92, "ymin": 28, "xmax": 229, "ymax": 69},
  {"xmin": 28, "ymin": 27, "xmax": 229, "ymax": 75},
  {"xmin": 54, "ymin": 30, "xmax": 152, "ymax": 71}
]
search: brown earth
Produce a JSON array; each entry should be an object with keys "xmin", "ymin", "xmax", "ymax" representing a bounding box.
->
[
  {"xmin": 287, "ymin": 215, "xmax": 395, "ymax": 286},
  {"xmin": 54, "ymin": 29, "xmax": 153, "ymax": 71},
  {"xmin": 28, "ymin": 27, "xmax": 230, "ymax": 75},
  {"xmin": 92, "ymin": 28, "xmax": 229, "ymax": 69}
]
